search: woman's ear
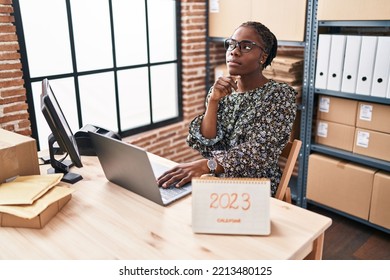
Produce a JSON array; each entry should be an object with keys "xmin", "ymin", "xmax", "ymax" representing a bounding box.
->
[{"xmin": 261, "ymin": 53, "xmax": 268, "ymax": 65}]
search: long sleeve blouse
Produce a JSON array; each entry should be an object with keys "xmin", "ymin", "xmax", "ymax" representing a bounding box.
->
[{"xmin": 186, "ymin": 80, "xmax": 297, "ymax": 196}]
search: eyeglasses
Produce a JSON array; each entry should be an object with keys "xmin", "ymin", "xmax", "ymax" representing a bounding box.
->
[{"xmin": 224, "ymin": 38, "xmax": 265, "ymax": 53}]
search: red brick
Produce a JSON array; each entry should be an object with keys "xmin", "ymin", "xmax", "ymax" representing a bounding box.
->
[
  {"xmin": 0, "ymin": 15, "xmax": 15, "ymax": 23},
  {"xmin": 18, "ymin": 119, "xmax": 31, "ymax": 129},
  {"xmin": 15, "ymin": 128, "xmax": 32, "ymax": 136},
  {"xmin": 3, "ymin": 102, "xmax": 28, "ymax": 113},
  {"xmin": 0, "ymin": 25, "xmax": 16, "ymax": 33},
  {"xmin": 0, "ymin": 70, "xmax": 23, "ymax": 79},
  {"xmin": 0, "ymin": 43, "xmax": 19, "ymax": 51},
  {"xmin": 0, "ymin": 5, "xmax": 13, "ymax": 13},
  {"xmin": 0, "ymin": 0, "xmax": 13, "ymax": 5},
  {"xmin": 0, "ymin": 62, "xmax": 22, "ymax": 70},
  {"xmin": 0, "ymin": 79, "xmax": 24, "ymax": 88},
  {"xmin": 0, "ymin": 34, "xmax": 18, "ymax": 41},
  {"xmin": 0, "ymin": 88, "xmax": 26, "ymax": 99},
  {"xmin": 147, "ymin": 139, "xmax": 172, "ymax": 153},
  {"xmin": 0, "ymin": 123, "xmax": 15, "ymax": 131},
  {"xmin": 0, "ymin": 52, "xmax": 20, "ymax": 60},
  {"xmin": 0, "ymin": 112, "xmax": 30, "ymax": 123}
]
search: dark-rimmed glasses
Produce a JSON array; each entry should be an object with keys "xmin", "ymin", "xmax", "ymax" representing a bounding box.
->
[{"xmin": 224, "ymin": 38, "xmax": 265, "ymax": 53}]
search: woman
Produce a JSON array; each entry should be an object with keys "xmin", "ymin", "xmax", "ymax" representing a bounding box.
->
[{"xmin": 157, "ymin": 21, "xmax": 297, "ymax": 196}]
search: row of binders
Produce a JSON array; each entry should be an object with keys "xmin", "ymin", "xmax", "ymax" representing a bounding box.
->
[{"xmin": 315, "ymin": 34, "xmax": 390, "ymax": 98}]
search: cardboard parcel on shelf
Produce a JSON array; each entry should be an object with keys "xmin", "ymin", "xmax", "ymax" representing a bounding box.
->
[{"xmin": 0, "ymin": 174, "xmax": 74, "ymax": 229}]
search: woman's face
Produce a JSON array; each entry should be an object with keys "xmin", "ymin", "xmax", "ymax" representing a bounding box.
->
[{"xmin": 226, "ymin": 26, "xmax": 267, "ymax": 77}]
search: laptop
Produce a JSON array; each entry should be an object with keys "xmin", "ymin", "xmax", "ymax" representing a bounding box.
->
[{"xmin": 89, "ymin": 131, "xmax": 192, "ymax": 206}]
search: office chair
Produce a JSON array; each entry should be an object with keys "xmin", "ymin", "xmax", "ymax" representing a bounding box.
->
[{"xmin": 275, "ymin": 139, "xmax": 302, "ymax": 203}]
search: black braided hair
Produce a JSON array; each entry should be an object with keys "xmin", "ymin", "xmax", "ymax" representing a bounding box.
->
[{"xmin": 239, "ymin": 21, "xmax": 278, "ymax": 69}]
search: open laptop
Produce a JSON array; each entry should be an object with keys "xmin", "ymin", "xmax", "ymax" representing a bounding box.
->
[{"xmin": 89, "ymin": 131, "xmax": 192, "ymax": 206}]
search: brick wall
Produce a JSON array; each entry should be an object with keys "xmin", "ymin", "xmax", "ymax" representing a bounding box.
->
[{"xmin": 0, "ymin": 0, "xmax": 30, "ymax": 136}]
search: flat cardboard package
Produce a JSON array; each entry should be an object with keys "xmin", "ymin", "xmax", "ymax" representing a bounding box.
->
[
  {"xmin": 0, "ymin": 194, "xmax": 72, "ymax": 229},
  {"xmin": 369, "ymin": 171, "xmax": 390, "ymax": 230},
  {"xmin": 317, "ymin": 95, "xmax": 358, "ymax": 126},
  {"xmin": 0, "ymin": 129, "xmax": 40, "ymax": 183},
  {"xmin": 356, "ymin": 102, "xmax": 390, "ymax": 134},
  {"xmin": 315, "ymin": 120, "xmax": 355, "ymax": 151},
  {"xmin": 353, "ymin": 128, "xmax": 390, "ymax": 162},
  {"xmin": 307, "ymin": 153, "xmax": 376, "ymax": 220}
]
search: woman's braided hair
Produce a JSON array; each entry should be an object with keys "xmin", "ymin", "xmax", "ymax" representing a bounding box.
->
[{"xmin": 239, "ymin": 21, "xmax": 278, "ymax": 69}]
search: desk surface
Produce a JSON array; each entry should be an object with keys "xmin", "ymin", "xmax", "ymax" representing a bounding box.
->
[{"xmin": 0, "ymin": 154, "xmax": 331, "ymax": 260}]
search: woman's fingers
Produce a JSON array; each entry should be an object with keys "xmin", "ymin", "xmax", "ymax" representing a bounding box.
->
[
  {"xmin": 157, "ymin": 159, "xmax": 208, "ymax": 188},
  {"xmin": 212, "ymin": 76, "xmax": 238, "ymax": 100},
  {"xmin": 175, "ymin": 173, "xmax": 192, "ymax": 188},
  {"xmin": 157, "ymin": 166, "xmax": 187, "ymax": 188}
]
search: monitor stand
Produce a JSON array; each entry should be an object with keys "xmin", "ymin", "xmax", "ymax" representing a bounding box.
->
[{"xmin": 47, "ymin": 134, "xmax": 83, "ymax": 184}]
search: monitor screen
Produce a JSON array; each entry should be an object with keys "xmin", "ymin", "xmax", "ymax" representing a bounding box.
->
[{"xmin": 41, "ymin": 78, "xmax": 83, "ymax": 183}]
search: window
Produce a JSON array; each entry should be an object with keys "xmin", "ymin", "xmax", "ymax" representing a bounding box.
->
[{"xmin": 14, "ymin": 0, "xmax": 181, "ymax": 150}]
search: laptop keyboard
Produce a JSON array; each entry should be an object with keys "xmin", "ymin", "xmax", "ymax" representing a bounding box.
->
[{"xmin": 160, "ymin": 184, "xmax": 191, "ymax": 202}]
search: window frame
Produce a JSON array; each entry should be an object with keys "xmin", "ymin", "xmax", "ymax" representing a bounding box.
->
[{"xmin": 13, "ymin": 0, "xmax": 182, "ymax": 150}]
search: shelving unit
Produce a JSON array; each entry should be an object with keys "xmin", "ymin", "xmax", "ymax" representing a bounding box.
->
[
  {"xmin": 315, "ymin": 88, "xmax": 390, "ymax": 105},
  {"xmin": 299, "ymin": 4, "xmax": 390, "ymax": 233}
]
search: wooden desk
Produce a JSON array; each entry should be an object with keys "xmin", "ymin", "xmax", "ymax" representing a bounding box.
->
[{"xmin": 0, "ymin": 154, "xmax": 331, "ymax": 260}]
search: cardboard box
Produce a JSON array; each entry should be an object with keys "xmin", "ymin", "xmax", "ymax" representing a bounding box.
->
[
  {"xmin": 307, "ymin": 154, "xmax": 376, "ymax": 220},
  {"xmin": 353, "ymin": 128, "xmax": 390, "ymax": 162},
  {"xmin": 317, "ymin": 95, "xmax": 358, "ymax": 126},
  {"xmin": 0, "ymin": 129, "xmax": 40, "ymax": 183},
  {"xmin": 315, "ymin": 120, "xmax": 355, "ymax": 151},
  {"xmin": 356, "ymin": 102, "xmax": 390, "ymax": 134},
  {"xmin": 209, "ymin": 0, "xmax": 307, "ymax": 41},
  {"xmin": 209, "ymin": 0, "xmax": 251, "ymax": 38},
  {"xmin": 0, "ymin": 194, "xmax": 72, "ymax": 229},
  {"xmin": 369, "ymin": 171, "xmax": 390, "ymax": 229},
  {"xmin": 252, "ymin": 0, "xmax": 307, "ymax": 42},
  {"xmin": 317, "ymin": 0, "xmax": 390, "ymax": 21}
]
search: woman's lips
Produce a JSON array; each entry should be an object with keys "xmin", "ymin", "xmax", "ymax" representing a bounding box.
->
[{"xmin": 227, "ymin": 60, "xmax": 241, "ymax": 67}]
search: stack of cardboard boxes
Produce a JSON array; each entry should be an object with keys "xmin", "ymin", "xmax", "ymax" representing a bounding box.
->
[
  {"xmin": 354, "ymin": 102, "xmax": 390, "ymax": 160},
  {"xmin": 307, "ymin": 96, "xmax": 390, "ymax": 230},
  {"xmin": 263, "ymin": 55, "xmax": 303, "ymax": 99},
  {"xmin": 314, "ymin": 95, "xmax": 390, "ymax": 159},
  {"xmin": 315, "ymin": 96, "xmax": 356, "ymax": 151},
  {"xmin": 0, "ymin": 129, "xmax": 72, "ymax": 228}
]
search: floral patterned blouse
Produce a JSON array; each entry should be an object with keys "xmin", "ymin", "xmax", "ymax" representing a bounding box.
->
[{"xmin": 186, "ymin": 79, "xmax": 297, "ymax": 196}]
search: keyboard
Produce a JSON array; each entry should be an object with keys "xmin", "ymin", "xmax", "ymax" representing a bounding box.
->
[{"xmin": 160, "ymin": 184, "xmax": 191, "ymax": 202}]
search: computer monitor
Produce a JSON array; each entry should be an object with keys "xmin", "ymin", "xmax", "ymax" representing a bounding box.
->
[{"xmin": 40, "ymin": 78, "xmax": 83, "ymax": 184}]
